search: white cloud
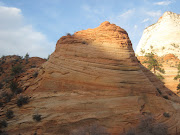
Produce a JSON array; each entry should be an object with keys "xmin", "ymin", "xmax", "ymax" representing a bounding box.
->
[
  {"xmin": 154, "ymin": 1, "xmax": 172, "ymax": 5},
  {"xmin": 118, "ymin": 9, "xmax": 135, "ymax": 18},
  {"xmin": 141, "ymin": 18, "xmax": 150, "ymax": 23},
  {"xmin": 146, "ymin": 10, "xmax": 162, "ymax": 17},
  {"xmin": 0, "ymin": 6, "xmax": 54, "ymax": 58}
]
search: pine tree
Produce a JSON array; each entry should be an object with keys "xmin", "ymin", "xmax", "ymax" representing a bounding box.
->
[
  {"xmin": 174, "ymin": 63, "xmax": 180, "ymax": 93},
  {"xmin": 24, "ymin": 53, "xmax": 29, "ymax": 63},
  {"xmin": 143, "ymin": 52, "xmax": 165, "ymax": 74},
  {"xmin": 174, "ymin": 62, "xmax": 180, "ymax": 80}
]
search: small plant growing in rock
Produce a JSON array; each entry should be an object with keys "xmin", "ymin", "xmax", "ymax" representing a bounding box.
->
[
  {"xmin": 6, "ymin": 110, "xmax": 14, "ymax": 119},
  {"xmin": 156, "ymin": 88, "xmax": 162, "ymax": 95},
  {"xmin": 163, "ymin": 112, "xmax": 170, "ymax": 118},
  {"xmin": 9, "ymin": 81, "xmax": 22, "ymax": 94},
  {"xmin": 163, "ymin": 95, "xmax": 169, "ymax": 100},
  {"xmin": 33, "ymin": 114, "xmax": 42, "ymax": 122},
  {"xmin": 33, "ymin": 71, "xmax": 38, "ymax": 78},
  {"xmin": 2, "ymin": 92, "xmax": 13, "ymax": 103},
  {"xmin": 17, "ymin": 96, "xmax": 29, "ymax": 107},
  {"xmin": 0, "ymin": 120, "xmax": 7, "ymax": 128},
  {"xmin": 66, "ymin": 33, "xmax": 72, "ymax": 36}
]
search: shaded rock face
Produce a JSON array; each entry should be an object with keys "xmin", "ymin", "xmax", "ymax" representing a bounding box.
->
[
  {"xmin": 136, "ymin": 11, "xmax": 180, "ymax": 58},
  {"xmin": 2, "ymin": 22, "xmax": 180, "ymax": 135}
]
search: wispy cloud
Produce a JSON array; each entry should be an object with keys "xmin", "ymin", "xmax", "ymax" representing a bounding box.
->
[
  {"xmin": 154, "ymin": 0, "xmax": 173, "ymax": 6},
  {"xmin": 141, "ymin": 18, "xmax": 150, "ymax": 23},
  {"xmin": 146, "ymin": 10, "xmax": 162, "ymax": 17},
  {"xmin": 119, "ymin": 9, "xmax": 135, "ymax": 18}
]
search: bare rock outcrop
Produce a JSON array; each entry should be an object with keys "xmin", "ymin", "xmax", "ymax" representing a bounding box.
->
[
  {"xmin": 1, "ymin": 22, "xmax": 180, "ymax": 135},
  {"xmin": 136, "ymin": 11, "xmax": 180, "ymax": 58}
]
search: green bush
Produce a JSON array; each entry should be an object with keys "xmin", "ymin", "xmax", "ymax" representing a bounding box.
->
[
  {"xmin": 33, "ymin": 114, "xmax": 42, "ymax": 122},
  {"xmin": 9, "ymin": 81, "xmax": 22, "ymax": 94},
  {"xmin": 6, "ymin": 110, "xmax": 14, "ymax": 119},
  {"xmin": 11, "ymin": 64, "xmax": 23, "ymax": 76},
  {"xmin": 17, "ymin": 96, "xmax": 29, "ymax": 107},
  {"xmin": 163, "ymin": 112, "xmax": 170, "ymax": 118},
  {"xmin": 2, "ymin": 92, "xmax": 13, "ymax": 103}
]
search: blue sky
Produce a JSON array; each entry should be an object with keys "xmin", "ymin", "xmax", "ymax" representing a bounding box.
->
[{"xmin": 0, "ymin": 0, "xmax": 179, "ymax": 58}]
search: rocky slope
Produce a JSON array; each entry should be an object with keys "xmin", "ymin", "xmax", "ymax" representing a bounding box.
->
[
  {"xmin": 0, "ymin": 22, "xmax": 180, "ymax": 135},
  {"xmin": 136, "ymin": 11, "xmax": 180, "ymax": 58},
  {"xmin": 138, "ymin": 54, "xmax": 180, "ymax": 94}
]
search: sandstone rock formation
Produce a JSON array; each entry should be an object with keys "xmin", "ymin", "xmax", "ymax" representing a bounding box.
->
[
  {"xmin": 136, "ymin": 11, "xmax": 180, "ymax": 58},
  {"xmin": 1, "ymin": 22, "xmax": 180, "ymax": 135},
  {"xmin": 138, "ymin": 54, "xmax": 180, "ymax": 94}
]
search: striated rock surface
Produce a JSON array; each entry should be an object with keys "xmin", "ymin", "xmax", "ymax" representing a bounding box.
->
[
  {"xmin": 136, "ymin": 11, "xmax": 180, "ymax": 58},
  {"xmin": 1, "ymin": 22, "xmax": 180, "ymax": 135}
]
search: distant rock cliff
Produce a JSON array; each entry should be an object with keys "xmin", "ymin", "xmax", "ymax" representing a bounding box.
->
[{"xmin": 136, "ymin": 11, "xmax": 180, "ymax": 58}]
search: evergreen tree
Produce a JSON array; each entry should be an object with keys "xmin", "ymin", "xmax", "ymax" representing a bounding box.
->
[
  {"xmin": 174, "ymin": 63, "xmax": 180, "ymax": 94},
  {"xmin": 174, "ymin": 62, "xmax": 180, "ymax": 80},
  {"xmin": 143, "ymin": 52, "xmax": 165, "ymax": 74},
  {"xmin": 143, "ymin": 52, "xmax": 165, "ymax": 80},
  {"xmin": 24, "ymin": 53, "xmax": 29, "ymax": 63}
]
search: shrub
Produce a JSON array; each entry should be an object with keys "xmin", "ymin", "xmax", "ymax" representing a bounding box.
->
[
  {"xmin": 66, "ymin": 33, "xmax": 72, "ymax": 36},
  {"xmin": 163, "ymin": 95, "xmax": 169, "ymax": 100},
  {"xmin": 11, "ymin": 64, "xmax": 23, "ymax": 76},
  {"xmin": 124, "ymin": 115, "xmax": 168, "ymax": 135},
  {"xmin": 156, "ymin": 88, "xmax": 162, "ymax": 95},
  {"xmin": 33, "ymin": 114, "xmax": 42, "ymax": 122},
  {"xmin": 6, "ymin": 110, "xmax": 14, "ymax": 119},
  {"xmin": 33, "ymin": 72, "xmax": 38, "ymax": 78},
  {"xmin": 163, "ymin": 112, "xmax": 170, "ymax": 118},
  {"xmin": 9, "ymin": 81, "xmax": 22, "ymax": 94},
  {"xmin": 2, "ymin": 92, "xmax": 13, "ymax": 103},
  {"xmin": 0, "ymin": 120, "xmax": 7, "ymax": 128},
  {"xmin": 17, "ymin": 96, "xmax": 29, "ymax": 107}
]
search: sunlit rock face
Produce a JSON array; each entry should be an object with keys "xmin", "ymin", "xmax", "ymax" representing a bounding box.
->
[
  {"xmin": 3, "ymin": 22, "xmax": 180, "ymax": 135},
  {"xmin": 136, "ymin": 11, "xmax": 180, "ymax": 58}
]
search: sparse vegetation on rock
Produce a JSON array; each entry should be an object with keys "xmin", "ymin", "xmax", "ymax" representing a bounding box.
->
[
  {"xmin": 163, "ymin": 112, "xmax": 170, "ymax": 118},
  {"xmin": 124, "ymin": 115, "xmax": 168, "ymax": 135},
  {"xmin": 9, "ymin": 81, "xmax": 22, "ymax": 94},
  {"xmin": 11, "ymin": 64, "xmax": 23, "ymax": 76},
  {"xmin": 17, "ymin": 95, "xmax": 29, "ymax": 107},
  {"xmin": 0, "ymin": 120, "xmax": 7, "ymax": 128},
  {"xmin": 6, "ymin": 110, "xmax": 14, "ymax": 119},
  {"xmin": 33, "ymin": 114, "xmax": 42, "ymax": 122}
]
